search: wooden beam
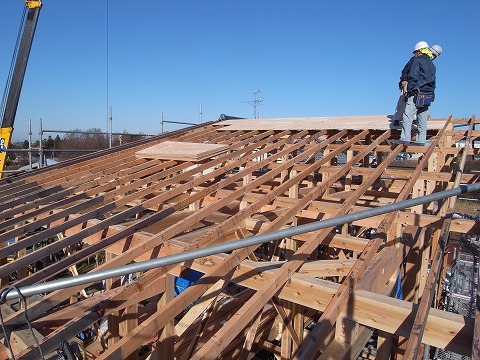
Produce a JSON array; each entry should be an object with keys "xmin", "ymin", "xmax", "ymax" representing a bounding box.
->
[
  {"xmin": 7, "ymin": 132, "xmax": 309, "ymax": 327},
  {"xmin": 271, "ymin": 297, "xmax": 301, "ymax": 348},
  {"xmin": 191, "ymin": 131, "xmax": 396, "ymax": 359},
  {"xmin": 174, "ymin": 273, "xmax": 232, "ymax": 337},
  {"xmin": 239, "ymin": 308, "xmax": 264, "ymax": 360},
  {"xmin": 242, "ymin": 192, "xmax": 480, "ymax": 234},
  {"xmin": 96, "ymin": 246, "xmax": 258, "ymax": 359},
  {"xmin": 16, "ymin": 310, "xmax": 101, "ymax": 359},
  {"xmin": 293, "ymin": 139, "xmax": 403, "ymax": 360},
  {"xmin": 157, "ymin": 273, "xmax": 175, "ymax": 360},
  {"xmin": 191, "ymin": 253, "xmax": 471, "ymax": 354},
  {"xmin": 94, "ymin": 130, "xmax": 354, "ymax": 359},
  {"xmin": 319, "ymin": 225, "xmax": 415, "ymax": 360},
  {"xmin": 403, "ymin": 115, "xmax": 473, "ymax": 359},
  {"xmin": 2, "ymin": 115, "xmax": 474, "ymax": 360}
]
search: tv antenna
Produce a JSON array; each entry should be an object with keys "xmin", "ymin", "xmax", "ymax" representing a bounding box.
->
[{"xmin": 241, "ymin": 89, "xmax": 264, "ymax": 119}]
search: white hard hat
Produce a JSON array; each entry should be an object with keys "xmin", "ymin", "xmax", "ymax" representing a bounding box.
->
[
  {"xmin": 430, "ymin": 44, "xmax": 443, "ymax": 57},
  {"xmin": 414, "ymin": 41, "xmax": 429, "ymax": 51}
]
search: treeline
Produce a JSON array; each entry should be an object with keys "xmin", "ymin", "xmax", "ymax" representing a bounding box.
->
[
  {"xmin": 52, "ymin": 128, "xmax": 148, "ymax": 160},
  {"xmin": 9, "ymin": 128, "xmax": 149, "ymax": 164}
]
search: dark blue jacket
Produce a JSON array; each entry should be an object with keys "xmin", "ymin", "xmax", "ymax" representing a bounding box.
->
[
  {"xmin": 400, "ymin": 56, "xmax": 415, "ymax": 82},
  {"xmin": 398, "ymin": 56, "xmax": 414, "ymax": 89},
  {"xmin": 407, "ymin": 54, "xmax": 436, "ymax": 95}
]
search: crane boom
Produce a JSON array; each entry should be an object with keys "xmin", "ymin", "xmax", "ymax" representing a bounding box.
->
[{"xmin": 0, "ymin": 0, "xmax": 42, "ymax": 178}]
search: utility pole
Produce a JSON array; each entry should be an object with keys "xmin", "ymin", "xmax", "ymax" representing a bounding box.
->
[
  {"xmin": 161, "ymin": 111, "xmax": 164, "ymax": 134},
  {"xmin": 242, "ymin": 90, "xmax": 264, "ymax": 119}
]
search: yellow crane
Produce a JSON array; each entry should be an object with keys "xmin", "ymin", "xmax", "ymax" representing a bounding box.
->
[{"xmin": 0, "ymin": 1, "xmax": 42, "ymax": 178}]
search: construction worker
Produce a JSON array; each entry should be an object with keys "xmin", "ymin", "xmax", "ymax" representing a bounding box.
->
[
  {"xmin": 395, "ymin": 42, "xmax": 436, "ymax": 145},
  {"xmin": 392, "ymin": 41, "xmax": 439, "ymax": 127},
  {"xmin": 430, "ymin": 44, "xmax": 443, "ymax": 59}
]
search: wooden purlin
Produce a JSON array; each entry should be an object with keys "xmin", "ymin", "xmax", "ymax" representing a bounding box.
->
[
  {"xmin": 191, "ymin": 130, "xmax": 397, "ymax": 359},
  {"xmin": 6, "ymin": 129, "xmax": 297, "ymax": 324},
  {"xmin": 294, "ymin": 137, "xmax": 410, "ymax": 359},
  {"xmin": 295, "ymin": 118, "xmax": 455, "ymax": 359},
  {"xmin": 2, "ymin": 135, "xmax": 215, "ymax": 333},
  {"xmin": 0, "ymin": 130, "xmax": 412, "ymax": 324},
  {"xmin": 0, "ymin": 125, "xmax": 212, "ymax": 214},
  {"xmin": 0, "ymin": 129, "xmax": 287, "ymax": 282},
  {"xmin": 58, "ymin": 231, "xmax": 466, "ymax": 357},
  {"xmin": 96, "ymin": 129, "xmax": 347, "ymax": 358},
  {"xmin": 12, "ymin": 129, "xmax": 316, "ymax": 348},
  {"xmin": 0, "ymin": 121, "xmax": 217, "ymax": 191},
  {"xmin": 0, "ymin": 115, "xmax": 478, "ymax": 359}
]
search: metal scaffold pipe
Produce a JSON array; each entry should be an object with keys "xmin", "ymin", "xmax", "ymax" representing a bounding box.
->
[{"xmin": 3, "ymin": 182, "xmax": 480, "ymax": 301}]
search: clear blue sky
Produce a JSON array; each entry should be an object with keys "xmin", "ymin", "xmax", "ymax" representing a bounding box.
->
[{"xmin": 1, "ymin": 0, "xmax": 478, "ymax": 142}]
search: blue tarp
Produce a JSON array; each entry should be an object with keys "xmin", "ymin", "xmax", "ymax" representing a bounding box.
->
[{"xmin": 174, "ymin": 269, "xmax": 203, "ymax": 297}]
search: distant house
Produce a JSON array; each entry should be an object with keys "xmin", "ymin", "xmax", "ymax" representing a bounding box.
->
[{"xmin": 17, "ymin": 158, "xmax": 60, "ymax": 171}]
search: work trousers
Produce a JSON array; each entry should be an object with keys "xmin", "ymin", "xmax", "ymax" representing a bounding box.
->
[
  {"xmin": 393, "ymin": 90, "xmax": 406, "ymax": 122},
  {"xmin": 400, "ymin": 95, "xmax": 429, "ymax": 144}
]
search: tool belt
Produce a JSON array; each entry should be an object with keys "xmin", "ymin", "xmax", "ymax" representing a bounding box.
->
[
  {"xmin": 414, "ymin": 90, "xmax": 434, "ymax": 107},
  {"xmin": 409, "ymin": 88, "xmax": 434, "ymax": 107}
]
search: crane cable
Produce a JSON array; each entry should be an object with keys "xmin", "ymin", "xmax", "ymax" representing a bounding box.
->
[
  {"xmin": 106, "ymin": 0, "xmax": 109, "ymax": 135},
  {"xmin": 0, "ymin": 6, "xmax": 27, "ymax": 122}
]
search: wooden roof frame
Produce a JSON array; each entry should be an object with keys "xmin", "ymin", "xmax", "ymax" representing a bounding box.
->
[{"xmin": 0, "ymin": 115, "xmax": 479, "ymax": 359}]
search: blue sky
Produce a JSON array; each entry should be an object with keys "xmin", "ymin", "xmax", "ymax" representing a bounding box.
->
[{"xmin": 1, "ymin": 0, "xmax": 478, "ymax": 141}]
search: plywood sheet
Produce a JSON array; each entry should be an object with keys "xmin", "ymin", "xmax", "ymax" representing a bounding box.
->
[
  {"xmin": 135, "ymin": 141, "xmax": 228, "ymax": 161},
  {"xmin": 217, "ymin": 115, "xmax": 447, "ymax": 131}
]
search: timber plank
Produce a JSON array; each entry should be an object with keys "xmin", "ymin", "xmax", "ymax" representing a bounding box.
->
[
  {"xmin": 218, "ymin": 116, "xmax": 447, "ymax": 131},
  {"xmin": 135, "ymin": 141, "xmax": 228, "ymax": 161}
]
